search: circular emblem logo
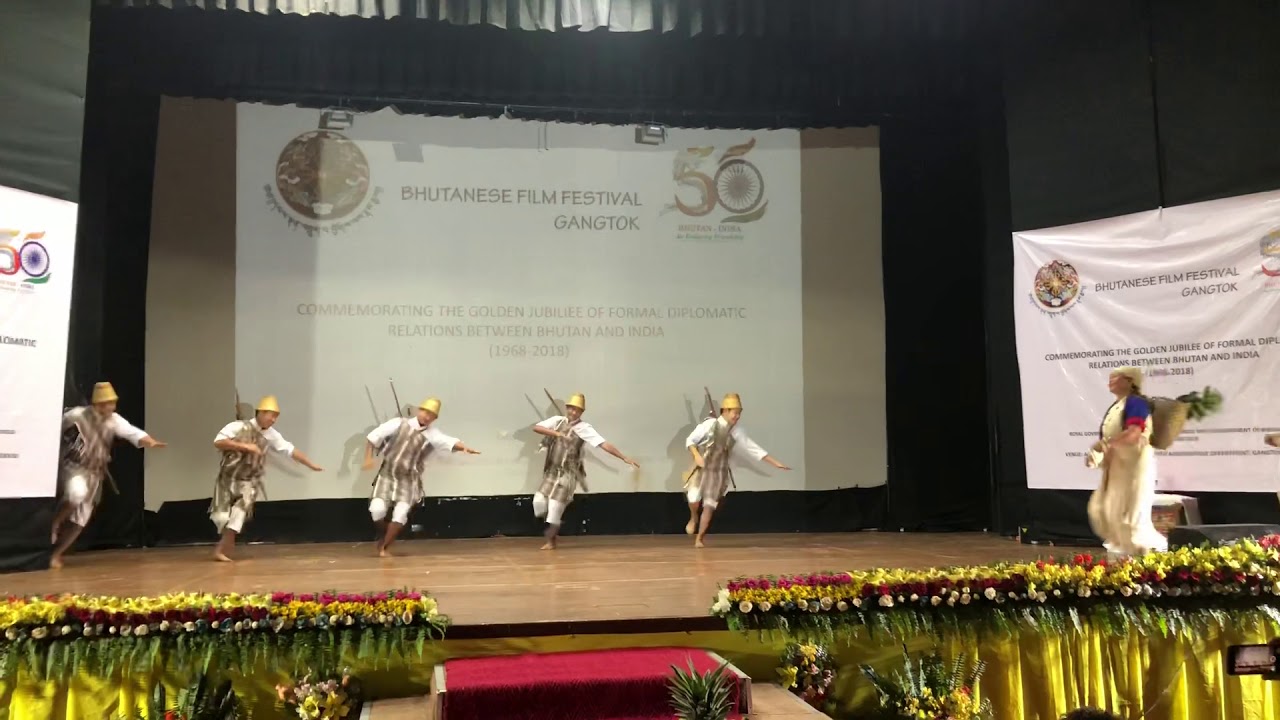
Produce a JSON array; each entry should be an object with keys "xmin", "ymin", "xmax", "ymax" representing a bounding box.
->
[
  {"xmin": 1261, "ymin": 228, "xmax": 1280, "ymax": 277},
  {"xmin": 274, "ymin": 130, "xmax": 371, "ymax": 224},
  {"xmin": 1033, "ymin": 260, "xmax": 1081, "ymax": 312}
]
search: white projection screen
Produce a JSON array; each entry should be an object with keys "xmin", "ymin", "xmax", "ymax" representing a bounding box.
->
[{"xmin": 144, "ymin": 98, "xmax": 885, "ymax": 509}]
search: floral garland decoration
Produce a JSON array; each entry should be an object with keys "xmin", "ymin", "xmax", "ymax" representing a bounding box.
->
[
  {"xmin": 860, "ymin": 650, "xmax": 992, "ymax": 720},
  {"xmin": 0, "ymin": 590, "xmax": 448, "ymax": 680},
  {"xmin": 776, "ymin": 642, "xmax": 836, "ymax": 713},
  {"xmin": 276, "ymin": 671, "xmax": 363, "ymax": 720},
  {"xmin": 709, "ymin": 539, "xmax": 1280, "ymax": 642}
]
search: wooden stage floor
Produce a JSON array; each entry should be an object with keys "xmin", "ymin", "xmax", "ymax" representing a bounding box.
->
[{"xmin": 2, "ymin": 532, "xmax": 1077, "ymax": 629}]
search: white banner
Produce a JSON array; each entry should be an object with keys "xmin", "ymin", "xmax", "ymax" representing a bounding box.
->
[
  {"xmin": 235, "ymin": 104, "xmax": 805, "ymax": 498},
  {"xmin": 0, "ymin": 185, "xmax": 79, "ymax": 497},
  {"xmin": 1014, "ymin": 190, "xmax": 1280, "ymax": 492}
]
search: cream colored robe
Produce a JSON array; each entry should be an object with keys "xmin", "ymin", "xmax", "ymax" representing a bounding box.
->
[{"xmin": 1086, "ymin": 396, "xmax": 1168, "ymax": 556}]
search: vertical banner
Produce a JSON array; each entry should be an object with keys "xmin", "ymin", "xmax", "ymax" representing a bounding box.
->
[
  {"xmin": 0, "ymin": 185, "xmax": 79, "ymax": 497},
  {"xmin": 1013, "ymin": 190, "xmax": 1280, "ymax": 492}
]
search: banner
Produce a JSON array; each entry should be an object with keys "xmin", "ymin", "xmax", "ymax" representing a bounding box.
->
[
  {"xmin": 0, "ymin": 185, "xmax": 79, "ymax": 497},
  {"xmin": 1013, "ymin": 190, "xmax": 1280, "ymax": 492},
  {"xmin": 235, "ymin": 104, "xmax": 805, "ymax": 498}
]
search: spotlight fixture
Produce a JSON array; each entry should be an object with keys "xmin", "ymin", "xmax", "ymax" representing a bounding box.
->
[
  {"xmin": 634, "ymin": 123, "xmax": 666, "ymax": 146},
  {"xmin": 319, "ymin": 108, "xmax": 355, "ymax": 131}
]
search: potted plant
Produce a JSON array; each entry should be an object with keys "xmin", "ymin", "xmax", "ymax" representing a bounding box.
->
[
  {"xmin": 668, "ymin": 658, "xmax": 735, "ymax": 720},
  {"xmin": 860, "ymin": 649, "xmax": 992, "ymax": 720}
]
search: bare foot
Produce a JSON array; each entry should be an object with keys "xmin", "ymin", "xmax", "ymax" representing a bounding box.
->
[
  {"xmin": 213, "ymin": 552, "xmax": 234, "ymax": 563},
  {"xmin": 539, "ymin": 541, "xmax": 556, "ymax": 550},
  {"xmin": 694, "ymin": 538, "xmax": 706, "ymax": 549},
  {"xmin": 49, "ymin": 555, "xmax": 64, "ymax": 570},
  {"xmin": 378, "ymin": 547, "xmax": 393, "ymax": 558},
  {"xmin": 684, "ymin": 519, "xmax": 696, "ymax": 535}
]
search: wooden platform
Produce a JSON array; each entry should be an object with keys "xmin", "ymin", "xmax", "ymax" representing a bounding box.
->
[{"xmin": 3, "ymin": 532, "xmax": 1074, "ymax": 630}]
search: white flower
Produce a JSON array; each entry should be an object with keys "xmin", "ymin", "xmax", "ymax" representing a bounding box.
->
[
  {"xmin": 950, "ymin": 591, "xmax": 960, "ymax": 602},
  {"xmin": 30, "ymin": 627, "xmax": 47, "ymax": 640},
  {"xmin": 851, "ymin": 598, "xmax": 862, "ymax": 608},
  {"xmin": 711, "ymin": 590, "xmax": 732, "ymax": 615},
  {"xmin": 1076, "ymin": 586, "xmax": 1091, "ymax": 598},
  {"xmin": 345, "ymin": 615, "xmax": 355, "ymax": 626},
  {"xmin": 83, "ymin": 626, "xmax": 95, "ymax": 637},
  {"xmin": 960, "ymin": 594, "xmax": 971, "ymax": 605},
  {"xmin": 909, "ymin": 594, "xmax": 919, "ymax": 602},
  {"xmin": 819, "ymin": 597, "xmax": 833, "ymax": 611},
  {"xmin": 60, "ymin": 625, "xmax": 73, "ymax": 636},
  {"xmin": 738, "ymin": 601, "xmax": 753, "ymax": 613},
  {"xmin": 1120, "ymin": 586, "xmax": 1133, "ymax": 597},
  {"xmin": 808, "ymin": 601, "xmax": 820, "ymax": 613},
  {"xmin": 183, "ymin": 622, "xmax": 196, "ymax": 632},
  {"xmin": 159, "ymin": 621, "xmax": 170, "ymax": 632},
  {"xmin": 234, "ymin": 621, "xmax": 244, "ymax": 632},
  {"xmin": 4, "ymin": 629, "xmax": 16, "ymax": 641},
  {"xmin": 1036, "ymin": 592, "xmax": 1047, "ymax": 603},
  {"xmin": 1007, "ymin": 592, "xmax": 1018, "ymax": 600},
  {"xmin": 931, "ymin": 596, "xmax": 942, "ymax": 606},
  {"xmin": 135, "ymin": 624, "xmax": 149, "ymax": 636},
  {"xmin": 947, "ymin": 597, "xmax": 957, "ymax": 607},
  {"xmin": 109, "ymin": 626, "xmax": 118, "ymax": 635},
  {"xmin": 896, "ymin": 595, "xmax": 905, "ymax": 604},
  {"xmin": 211, "ymin": 621, "xmax": 220, "ymax": 630},
  {"xmin": 983, "ymin": 588, "xmax": 997, "ymax": 601},
  {"xmin": 1053, "ymin": 589, "xmax": 1063, "ymax": 598},
  {"xmin": 759, "ymin": 601, "xmax": 772, "ymax": 612},
  {"xmin": 878, "ymin": 595, "xmax": 894, "ymax": 608},
  {"xmin": 836, "ymin": 601, "xmax": 849, "ymax": 612}
]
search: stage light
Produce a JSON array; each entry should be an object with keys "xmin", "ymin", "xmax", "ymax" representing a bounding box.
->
[
  {"xmin": 319, "ymin": 108, "xmax": 355, "ymax": 131},
  {"xmin": 634, "ymin": 124, "xmax": 666, "ymax": 146}
]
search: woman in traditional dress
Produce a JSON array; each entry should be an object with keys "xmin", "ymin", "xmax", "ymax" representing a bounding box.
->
[{"xmin": 1085, "ymin": 367, "xmax": 1168, "ymax": 556}]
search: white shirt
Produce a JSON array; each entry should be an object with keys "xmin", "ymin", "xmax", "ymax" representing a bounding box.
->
[
  {"xmin": 685, "ymin": 417, "xmax": 768, "ymax": 462},
  {"xmin": 366, "ymin": 417, "xmax": 459, "ymax": 453},
  {"xmin": 215, "ymin": 418, "xmax": 296, "ymax": 457},
  {"xmin": 537, "ymin": 416, "xmax": 607, "ymax": 448},
  {"xmin": 63, "ymin": 407, "xmax": 149, "ymax": 447}
]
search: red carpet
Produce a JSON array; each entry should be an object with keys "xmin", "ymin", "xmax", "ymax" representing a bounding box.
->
[{"xmin": 441, "ymin": 647, "xmax": 746, "ymax": 720}]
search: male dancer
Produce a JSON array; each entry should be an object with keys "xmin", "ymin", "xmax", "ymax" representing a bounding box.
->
[
  {"xmin": 50, "ymin": 382, "xmax": 166, "ymax": 569},
  {"xmin": 210, "ymin": 395, "xmax": 323, "ymax": 561},
  {"xmin": 530, "ymin": 392, "xmax": 639, "ymax": 550},
  {"xmin": 684, "ymin": 393, "xmax": 789, "ymax": 548},
  {"xmin": 361, "ymin": 397, "xmax": 480, "ymax": 557}
]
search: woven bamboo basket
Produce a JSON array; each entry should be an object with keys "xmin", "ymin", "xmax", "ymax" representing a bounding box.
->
[{"xmin": 1149, "ymin": 396, "xmax": 1190, "ymax": 450}]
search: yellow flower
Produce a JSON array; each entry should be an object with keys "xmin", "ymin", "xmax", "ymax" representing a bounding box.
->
[{"xmin": 777, "ymin": 665, "xmax": 798, "ymax": 689}]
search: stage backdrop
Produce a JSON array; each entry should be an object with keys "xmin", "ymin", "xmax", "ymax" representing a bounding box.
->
[
  {"xmin": 143, "ymin": 99, "xmax": 885, "ymax": 511},
  {"xmin": 0, "ymin": 185, "xmax": 79, "ymax": 498},
  {"xmin": 1014, "ymin": 190, "xmax": 1280, "ymax": 492}
]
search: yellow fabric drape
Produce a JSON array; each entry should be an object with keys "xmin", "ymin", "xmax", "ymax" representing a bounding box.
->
[{"xmin": 3, "ymin": 626, "xmax": 1277, "ymax": 719}]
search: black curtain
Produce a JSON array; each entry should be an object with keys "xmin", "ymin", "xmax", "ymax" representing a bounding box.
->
[{"xmin": 881, "ymin": 113, "xmax": 993, "ymax": 531}]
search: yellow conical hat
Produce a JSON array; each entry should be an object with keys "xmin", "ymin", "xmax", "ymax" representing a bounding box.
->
[
  {"xmin": 91, "ymin": 382, "xmax": 118, "ymax": 404},
  {"xmin": 256, "ymin": 395, "xmax": 281, "ymax": 413},
  {"xmin": 720, "ymin": 393, "xmax": 742, "ymax": 411},
  {"xmin": 566, "ymin": 393, "xmax": 586, "ymax": 411},
  {"xmin": 420, "ymin": 397, "xmax": 442, "ymax": 415}
]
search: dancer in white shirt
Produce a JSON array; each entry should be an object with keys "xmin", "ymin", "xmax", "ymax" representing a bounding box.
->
[
  {"xmin": 684, "ymin": 393, "xmax": 789, "ymax": 548},
  {"xmin": 362, "ymin": 398, "xmax": 480, "ymax": 557},
  {"xmin": 210, "ymin": 395, "xmax": 322, "ymax": 561},
  {"xmin": 50, "ymin": 382, "xmax": 166, "ymax": 569},
  {"xmin": 530, "ymin": 393, "xmax": 639, "ymax": 550}
]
